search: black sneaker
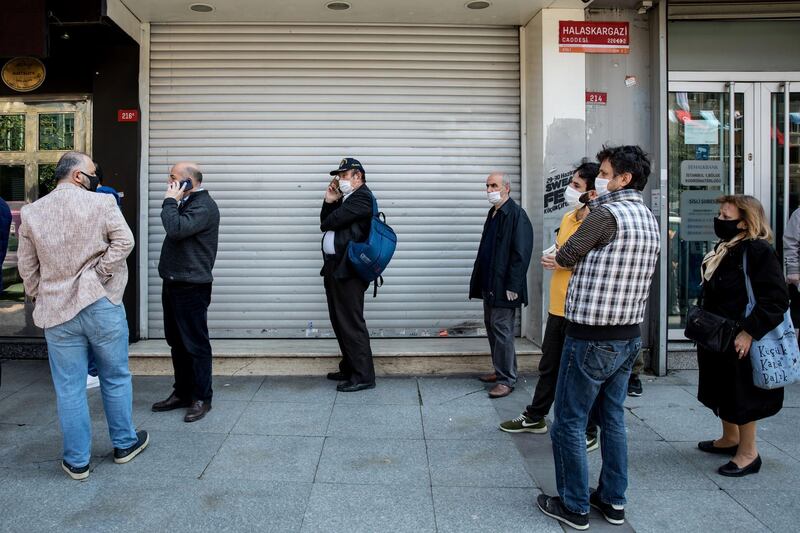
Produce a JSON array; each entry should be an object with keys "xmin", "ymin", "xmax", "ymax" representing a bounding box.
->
[
  {"xmin": 627, "ymin": 375, "xmax": 643, "ymax": 397},
  {"xmin": 114, "ymin": 430, "xmax": 150, "ymax": 464},
  {"xmin": 536, "ymin": 494, "xmax": 589, "ymax": 530},
  {"xmin": 62, "ymin": 460, "xmax": 90, "ymax": 481},
  {"xmin": 590, "ymin": 489, "xmax": 625, "ymax": 525}
]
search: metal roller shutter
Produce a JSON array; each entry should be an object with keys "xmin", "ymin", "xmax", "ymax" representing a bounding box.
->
[{"xmin": 148, "ymin": 24, "xmax": 521, "ymax": 338}]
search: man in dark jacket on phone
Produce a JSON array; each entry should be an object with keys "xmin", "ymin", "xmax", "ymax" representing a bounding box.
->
[
  {"xmin": 151, "ymin": 162, "xmax": 220, "ymax": 423},
  {"xmin": 469, "ymin": 172, "xmax": 533, "ymax": 398},
  {"xmin": 321, "ymin": 158, "xmax": 376, "ymax": 392}
]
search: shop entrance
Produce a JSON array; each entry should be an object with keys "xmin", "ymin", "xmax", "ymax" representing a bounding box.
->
[
  {"xmin": 0, "ymin": 97, "xmax": 92, "ymax": 337},
  {"xmin": 667, "ymin": 79, "xmax": 800, "ymax": 338}
]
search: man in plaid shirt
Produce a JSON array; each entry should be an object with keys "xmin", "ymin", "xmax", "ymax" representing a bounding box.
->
[{"xmin": 536, "ymin": 146, "xmax": 660, "ymax": 530}]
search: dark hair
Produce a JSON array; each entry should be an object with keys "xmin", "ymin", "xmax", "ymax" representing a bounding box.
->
[
  {"xmin": 574, "ymin": 159, "xmax": 599, "ymax": 191},
  {"xmin": 54, "ymin": 152, "xmax": 84, "ymax": 182},
  {"xmin": 94, "ymin": 162, "xmax": 105, "ymax": 184},
  {"xmin": 185, "ymin": 165, "xmax": 203, "ymax": 183},
  {"xmin": 596, "ymin": 145, "xmax": 651, "ymax": 191}
]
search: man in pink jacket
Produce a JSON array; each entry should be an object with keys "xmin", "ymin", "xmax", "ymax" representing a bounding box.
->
[{"xmin": 17, "ymin": 151, "xmax": 149, "ymax": 480}]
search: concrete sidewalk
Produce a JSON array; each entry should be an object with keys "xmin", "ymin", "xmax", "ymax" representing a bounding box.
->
[{"xmin": 0, "ymin": 360, "xmax": 797, "ymax": 532}]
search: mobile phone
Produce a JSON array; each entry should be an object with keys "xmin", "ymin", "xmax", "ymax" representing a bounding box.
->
[
  {"xmin": 329, "ymin": 178, "xmax": 340, "ymax": 193},
  {"xmin": 179, "ymin": 179, "xmax": 193, "ymax": 192}
]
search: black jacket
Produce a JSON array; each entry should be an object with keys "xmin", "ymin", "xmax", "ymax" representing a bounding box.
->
[
  {"xmin": 469, "ymin": 198, "xmax": 534, "ymax": 308},
  {"xmin": 697, "ymin": 238, "xmax": 788, "ymax": 423},
  {"xmin": 320, "ymin": 184, "xmax": 373, "ymax": 280},
  {"xmin": 159, "ymin": 190, "xmax": 220, "ymax": 284}
]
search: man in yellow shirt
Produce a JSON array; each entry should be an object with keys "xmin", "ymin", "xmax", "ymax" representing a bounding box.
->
[{"xmin": 499, "ymin": 161, "xmax": 600, "ymax": 451}]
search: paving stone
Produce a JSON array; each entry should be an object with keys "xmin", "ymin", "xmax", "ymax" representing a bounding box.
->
[
  {"xmin": 417, "ymin": 377, "xmax": 494, "ymax": 407},
  {"xmin": 203, "ymin": 434, "xmax": 324, "ymax": 483},
  {"xmin": 327, "ymin": 403, "xmax": 423, "ymax": 439},
  {"xmin": 758, "ymin": 407, "xmax": 800, "ymax": 460},
  {"xmin": 726, "ymin": 489, "xmax": 798, "ymax": 533},
  {"xmin": 212, "ymin": 375, "xmax": 266, "ymax": 401},
  {"xmin": 671, "ymin": 439, "xmax": 800, "ymax": 490},
  {"xmin": 427, "ymin": 439, "xmax": 534, "ymax": 488},
  {"xmin": 232, "ymin": 401, "xmax": 332, "ymax": 437},
  {"xmin": 315, "ymin": 437, "xmax": 429, "ymax": 486},
  {"xmin": 623, "ymin": 384, "xmax": 703, "ymax": 409},
  {"xmin": 422, "ymin": 403, "xmax": 511, "ymax": 440},
  {"xmin": 0, "ymin": 423, "xmax": 113, "ymax": 469},
  {"xmin": 254, "ymin": 376, "xmax": 337, "ymax": 405},
  {"xmin": 146, "ymin": 399, "xmax": 248, "ymax": 434},
  {"xmin": 0, "ymin": 385, "xmax": 57, "ymax": 426},
  {"xmin": 91, "ymin": 430, "xmax": 227, "ymax": 479},
  {"xmin": 625, "ymin": 489, "xmax": 768, "ymax": 532},
  {"xmin": 783, "ymin": 384, "xmax": 800, "ymax": 407},
  {"xmin": 433, "ymin": 486, "xmax": 562, "ymax": 533},
  {"xmin": 163, "ymin": 478, "xmax": 312, "ymax": 533},
  {"xmin": 586, "ymin": 440, "xmax": 718, "ymax": 491},
  {"xmin": 335, "ymin": 377, "xmax": 420, "ymax": 406},
  {"xmin": 0, "ymin": 360, "xmax": 49, "ymax": 398},
  {"xmin": 629, "ymin": 404, "xmax": 721, "ymax": 442},
  {"xmin": 301, "ymin": 483, "xmax": 435, "ymax": 533}
]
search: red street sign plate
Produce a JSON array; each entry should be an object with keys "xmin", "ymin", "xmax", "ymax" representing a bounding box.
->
[
  {"xmin": 586, "ymin": 92, "xmax": 608, "ymax": 105},
  {"xmin": 117, "ymin": 109, "xmax": 139, "ymax": 122},
  {"xmin": 559, "ymin": 21, "xmax": 630, "ymax": 54}
]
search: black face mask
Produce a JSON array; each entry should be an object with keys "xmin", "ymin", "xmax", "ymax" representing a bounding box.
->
[
  {"xmin": 714, "ymin": 217, "xmax": 742, "ymax": 241},
  {"xmin": 80, "ymin": 171, "xmax": 100, "ymax": 192}
]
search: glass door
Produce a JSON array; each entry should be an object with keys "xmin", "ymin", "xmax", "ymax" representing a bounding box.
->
[
  {"xmin": 666, "ymin": 82, "xmax": 754, "ymax": 335},
  {"xmin": 759, "ymin": 83, "xmax": 800, "ymax": 258},
  {"xmin": 0, "ymin": 98, "xmax": 92, "ymax": 337}
]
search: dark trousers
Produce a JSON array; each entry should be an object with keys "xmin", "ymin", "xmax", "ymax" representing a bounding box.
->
[
  {"xmin": 162, "ymin": 281, "xmax": 213, "ymax": 402},
  {"xmin": 526, "ymin": 313, "xmax": 598, "ymax": 437},
  {"xmin": 482, "ymin": 294, "xmax": 517, "ymax": 387},
  {"xmin": 323, "ymin": 263, "xmax": 375, "ymax": 385}
]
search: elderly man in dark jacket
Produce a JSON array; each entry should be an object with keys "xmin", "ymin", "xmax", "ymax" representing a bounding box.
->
[
  {"xmin": 469, "ymin": 172, "xmax": 533, "ymax": 398},
  {"xmin": 321, "ymin": 158, "xmax": 377, "ymax": 392},
  {"xmin": 152, "ymin": 162, "xmax": 220, "ymax": 423}
]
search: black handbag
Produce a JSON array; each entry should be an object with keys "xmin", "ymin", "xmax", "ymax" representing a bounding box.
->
[{"xmin": 684, "ymin": 304, "xmax": 737, "ymax": 353}]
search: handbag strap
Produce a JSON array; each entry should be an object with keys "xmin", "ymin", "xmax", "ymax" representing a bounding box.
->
[{"xmin": 742, "ymin": 248, "xmax": 757, "ymax": 318}]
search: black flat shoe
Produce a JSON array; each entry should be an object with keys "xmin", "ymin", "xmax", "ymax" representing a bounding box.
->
[
  {"xmin": 718, "ymin": 455, "xmax": 761, "ymax": 477},
  {"xmin": 326, "ymin": 371, "xmax": 349, "ymax": 381},
  {"xmin": 698, "ymin": 440, "xmax": 738, "ymax": 456},
  {"xmin": 336, "ymin": 381, "xmax": 376, "ymax": 393}
]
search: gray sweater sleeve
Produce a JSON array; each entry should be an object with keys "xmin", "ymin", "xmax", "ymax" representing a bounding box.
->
[{"xmin": 784, "ymin": 208, "xmax": 800, "ymax": 276}]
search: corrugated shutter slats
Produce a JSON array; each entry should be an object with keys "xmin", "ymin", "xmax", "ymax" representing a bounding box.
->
[{"xmin": 148, "ymin": 24, "xmax": 521, "ymax": 338}]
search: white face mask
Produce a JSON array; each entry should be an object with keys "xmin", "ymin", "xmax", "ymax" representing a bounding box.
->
[
  {"xmin": 563, "ymin": 185, "xmax": 584, "ymax": 207},
  {"xmin": 338, "ymin": 179, "xmax": 354, "ymax": 195},
  {"xmin": 594, "ymin": 177, "xmax": 610, "ymax": 197},
  {"xmin": 487, "ymin": 191, "xmax": 503, "ymax": 205}
]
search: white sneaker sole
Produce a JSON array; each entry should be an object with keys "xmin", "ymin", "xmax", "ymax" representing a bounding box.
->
[
  {"xmin": 537, "ymin": 500, "xmax": 589, "ymax": 531},
  {"xmin": 586, "ymin": 440, "xmax": 600, "ymax": 453},
  {"xmin": 499, "ymin": 424, "xmax": 548, "ymax": 434},
  {"xmin": 114, "ymin": 432, "xmax": 150, "ymax": 464},
  {"xmin": 590, "ymin": 502, "xmax": 625, "ymax": 525},
  {"xmin": 62, "ymin": 462, "xmax": 89, "ymax": 481}
]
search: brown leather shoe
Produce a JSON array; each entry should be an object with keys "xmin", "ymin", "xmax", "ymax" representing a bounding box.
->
[
  {"xmin": 152, "ymin": 392, "xmax": 191, "ymax": 412},
  {"xmin": 479, "ymin": 373, "xmax": 497, "ymax": 383},
  {"xmin": 488, "ymin": 384, "xmax": 513, "ymax": 398},
  {"xmin": 184, "ymin": 400, "xmax": 212, "ymax": 423}
]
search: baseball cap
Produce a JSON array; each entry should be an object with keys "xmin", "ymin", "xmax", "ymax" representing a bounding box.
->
[{"xmin": 329, "ymin": 157, "xmax": 365, "ymax": 176}]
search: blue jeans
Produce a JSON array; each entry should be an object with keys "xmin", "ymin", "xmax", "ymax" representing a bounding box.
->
[
  {"xmin": 550, "ymin": 335, "xmax": 641, "ymax": 514},
  {"xmin": 44, "ymin": 298, "xmax": 138, "ymax": 467}
]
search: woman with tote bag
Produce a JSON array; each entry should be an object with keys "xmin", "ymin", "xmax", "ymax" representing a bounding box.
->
[{"xmin": 695, "ymin": 195, "xmax": 788, "ymax": 477}]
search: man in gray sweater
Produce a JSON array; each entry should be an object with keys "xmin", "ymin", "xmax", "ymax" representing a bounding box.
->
[{"xmin": 151, "ymin": 162, "xmax": 220, "ymax": 423}]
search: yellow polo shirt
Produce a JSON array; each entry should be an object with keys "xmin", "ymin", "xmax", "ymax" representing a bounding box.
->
[{"xmin": 549, "ymin": 208, "xmax": 584, "ymax": 317}]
